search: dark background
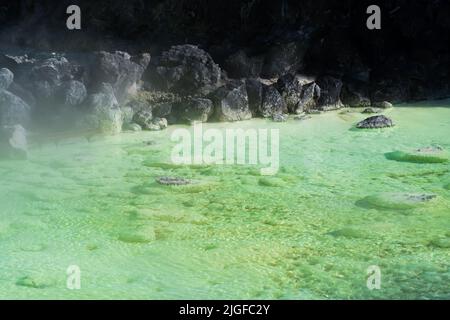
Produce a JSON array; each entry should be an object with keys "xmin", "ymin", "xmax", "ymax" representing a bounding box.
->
[{"xmin": 1, "ymin": 0, "xmax": 449, "ymax": 101}]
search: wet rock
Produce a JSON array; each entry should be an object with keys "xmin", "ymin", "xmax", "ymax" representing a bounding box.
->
[
  {"xmin": 316, "ymin": 76, "xmax": 344, "ymax": 110},
  {"xmin": 210, "ymin": 81, "xmax": 251, "ymax": 121},
  {"xmin": 293, "ymin": 114, "xmax": 312, "ymax": 121},
  {"xmin": 123, "ymin": 123, "xmax": 142, "ymax": 132},
  {"xmin": 156, "ymin": 45, "xmax": 221, "ymax": 96},
  {"xmin": 0, "ymin": 68, "xmax": 14, "ymax": 90},
  {"xmin": 372, "ymin": 101, "xmax": 393, "ymax": 109},
  {"xmin": 356, "ymin": 115, "xmax": 394, "ymax": 129},
  {"xmin": 91, "ymin": 51, "xmax": 150, "ymax": 103},
  {"xmin": 260, "ymin": 85, "xmax": 287, "ymax": 118},
  {"xmin": 385, "ymin": 146, "xmax": 448, "ymax": 164},
  {"xmin": 0, "ymin": 124, "xmax": 28, "ymax": 159},
  {"xmin": 358, "ymin": 193, "xmax": 437, "ymax": 210},
  {"xmin": 133, "ymin": 109, "xmax": 152, "ymax": 129},
  {"xmin": 224, "ymin": 50, "xmax": 263, "ymax": 79},
  {"xmin": 156, "ymin": 176, "xmax": 191, "ymax": 186},
  {"xmin": 362, "ymin": 107, "xmax": 382, "ymax": 114},
  {"xmin": 0, "ymin": 90, "xmax": 31, "ymax": 127},
  {"xmin": 173, "ymin": 97, "xmax": 213, "ymax": 123}
]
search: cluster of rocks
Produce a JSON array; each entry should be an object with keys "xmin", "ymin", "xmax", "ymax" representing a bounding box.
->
[{"xmin": 1, "ymin": 44, "xmax": 398, "ymax": 158}]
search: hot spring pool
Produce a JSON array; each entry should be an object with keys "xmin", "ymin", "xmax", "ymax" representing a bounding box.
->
[{"xmin": 0, "ymin": 101, "xmax": 449, "ymax": 299}]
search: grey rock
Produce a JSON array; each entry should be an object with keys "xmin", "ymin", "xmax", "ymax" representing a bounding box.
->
[
  {"xmin": 57, "ymin": 80, "xmax": 87, "ymax": 107},
  {"xmin": 156, "ymin": 176, "xmax": 191, "ymax": 186},
  {"xmin": 372, "ymin": 101, "xmax": 394, "ymax": 109},
  {"xmin": 133, "ymin": 110, "xmax": 153, "ymax": 129},
  {"xmin": 260, "ymin": 85, "xmax": 287, "ymax": 118},
  {"xmin": 148, "ymin": 117, "xmax": 168, "ymax": 131},
  {"xmin": 156, "ymin": 45, "xmax": 221, "ymax": 96},
  {"xmin": 272, "ymin": 113, "xmax": 288, "ymax": 122},
  {"xmin": 210, "ymin": 82, "xmax": 251, "ymax": 121},
  {"xmin": 245, "ymin": 78, "xmax": 264, "ymax": 116},
  {"xmin": 362, "ymin": 107, "xmax": 382, "ymax": 114},
  {"xmin": 276, "ymin": 73, "xmax": 303, "ymax": 113},
  {"xmin": 174, "ymin": 97, "xmax": 213, "ymax": 124},
  {"xmin": 0, "ymin": 68, "xmax": 14, "ymax": 90},
  {"xmin": 0, "ymin": 90, "xmax": 31, "ymax": 127},
  {"xmin": 356, "ymin": 115, "xmax": 394, "ymax": 129}
]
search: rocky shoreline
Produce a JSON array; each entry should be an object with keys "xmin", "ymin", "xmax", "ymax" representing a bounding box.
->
[{"xmin": 0, "ymin": 45, "xmax": 402, "ymax": 158}]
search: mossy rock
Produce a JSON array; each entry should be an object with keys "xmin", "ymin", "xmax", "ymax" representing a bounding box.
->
[
  {"xmin": 358, "ymin": 193, "xmax": 436, "ymax": 210},
  {"xmin": 385, "ymin": 147, "xmax": 449, "ymax": 164},
  {"xmin": 118, "ymin": 225, "xmax": 156, "ymax": 243},
  {"xmin": 328, "ymin": 228, "xmax": 368, "ymax": 239},
  {"xmin": 16, "ymin": 275, "xmax": 55, "ymax": 289},
  {"xmin": 258, "ymin": 177, "xmax": 286, "ymax": 187},
  {"xmin": 430, "ymin": 238, "xmax": 450, "ymax": 249}
]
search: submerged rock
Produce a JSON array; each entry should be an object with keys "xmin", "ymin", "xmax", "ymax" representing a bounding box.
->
[
  {"xmin": 156, "ymin": 176, "xmax": 191, "ymax": 186},
  {"xmin": 356, "ymin": 115, "xmax": 394, "ymax": 129},
  {"xmin": 328, "ymin": 228, "xmax": 367, "ymax": 239},
  {"xmin": 430, "ymin": 238, "xmax": 450, "ymax": 249},
  {"xmin": 385, "ymin": 146, "xmax": 449, "ymax": 163},
  {"xmin": 16, "ymin": 275, "xmax": 54, "ymax": 289},
  {"xmin": 362, "ymin": 107, "xmax": 382, "ymax": 114},
  {"xmin": 358, "ymin": 193, "xmax": 437, "ymax": 210},
  {"xmin": 118, "ymin": 225, "xmax": 156, "ymax": 243}
]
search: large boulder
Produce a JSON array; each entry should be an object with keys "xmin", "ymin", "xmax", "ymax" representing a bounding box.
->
[
  {"xmin": 173, "ymin": 97, "xmax": 213, "ymax": 124},
  {"xmin": 90, "ymin": 51, "xmax": 150, "ymax": 103},
  {"xmin": 356, "ymin": 115, "xmax": 394, "ymax": 129},
  {"xmin": 275, "ymin": 73, "xmax": 315, "ymax": 113},
  {"xmin": 0, "ymin": 68, "xmax": 14, "ymax": 90},
  {"xmin": 260, "ymin": 85, "xmax": 287, "ymax": 118},
  {"xmin": 224, "ymin": 50, "xmax": 263, "ymax": 79},
  {"xmin": 83, "ymin": 83, "xmax": 123, "ymax": 134},
  {"xmin": 316, "ymin": 76, "xmax": 344, "ymax": 111},
  {"xmin": 0, "ymin": 124, "xmax": 27, "ymax": 160},
  {"xmin": 155, "ymin": 45, "xmax": 222, "ymax": 96},
  {"xmin": 133, "ymin": 110, "xmax": 168, "ymax": 131},
  {"xmin": 210, "ymin": 81, "xmax": 251, "ymax": 122},
  {"xmin": 0, "ymin": 90, "xmax": 31, "ymax": 127},
  {"xmin": 299, "ymin": 82, "xmax": 321, "ymax": 113}
]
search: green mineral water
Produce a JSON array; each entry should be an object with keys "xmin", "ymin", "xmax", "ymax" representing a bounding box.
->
[{"xmin": 0, "ymin": 101, "xmax": 449, "ymax": 299}]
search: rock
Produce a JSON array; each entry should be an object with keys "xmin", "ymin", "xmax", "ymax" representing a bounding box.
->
[
  {"xmin": 210, "ymin": 81, "xmax": 251, "ymax": 121},
  {"xmin": 156, "ymin": 176, "xmax": 191, "ymax": 186},
  {"xmin": 0, "ymin": 90, "xmax": 31, "ymax": 127},
  {"xmin": 294, "ymin": 114, "xmax": 311, "ymax": 121},
  {"xmin": 0, "ymin": 68, "xmax": 14, "ymax": 90},
  {"xmin": 272, "ymin": 113, "xmax": 288, "ymax": 122},
  {"xmin": 358, "ymin": 193, "xmax": 437, "ymax": 210},
  {"xmin": 57, "ymin": 80, "xmax": 87, "ymax": 107},
  {"xmin": 385, "ymin": 146, "xmax": 449, "ymax": 163},
  {"xmin": 316, "ymin": 76, "xmax": 344, "ymax": 110},
  {"xmin": 258, "ymin": 177, "xmax": 286, "ymax": 187},
  {"xmin": 260, "ymin": 85, "xmax": 287, "ymax": 118},
  {"xmin": 372, "ymin": 101, "xmax": 394, "ymax": 109},
  {"xmin": 173, "ymin": 97, "xmax": 213, "ymax": 124},
  {"xmin": 126, "ymin": 91, "xmax": 180, "ymax": 119},
  {"xmin": 356, "ymin": 115, "xmax": 394, "ymax": 129},
  {"xmin": 91, "ymin": 51, "xmax": 150, "ymax": 103},
  {"xmin": 0, "ymin": 124, "xmax": 28, "ymax": 159},
  {"xmin": 16, "ymin": 275, "xmax": 54, "ymax": 289},
  {"xmin": 123, "ymin": 122, "xmax": 142, "ymax": 132},
  {"xmin": 328, "ymin": 228, "xmax": 367, "ymax": 239},
  {"xmin": 276, "ymin": 73, "xmax": 303, "ymax": 113},
  {"xmin": 132, "ymin": 110, "xmax": 153, "ymax": 129},
  {"xmin": 224, "ymin": 50, "xmax": 263, "ymax": 79},
  {"xmin": 362, "ymin": 107, "xmax": 382, "ymax": 114},
  {"xmin": 245, "ymin": 78, "xmax": 264, "ymax": 116},
  {"xmin": 298, "ymin": 82, "xmax": 320, "ymax": 112},
  {"xmin": 84, "ymin": 83, "xmax": 122, "ymax": 134},
  {"xmin": 341, "ymin": 81, "xmax": 371, "ymax": 108},
  {"xmin": 8, "ymin": 82, "xmax": 36, "ymax": 108},
  {"xmin": 148, "ymin": 117, "xmax": 168, "ymax": 131},
  {"xmin": 156, "ymin": 45, "xmax": 221, "ymax": 96}
]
